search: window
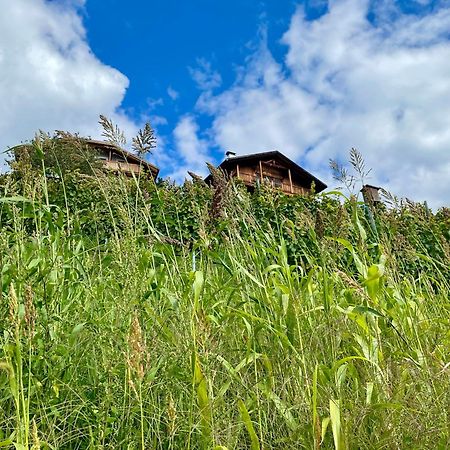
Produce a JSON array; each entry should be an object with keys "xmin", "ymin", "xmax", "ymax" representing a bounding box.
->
[{"xmin": 111, "ymin": 153, "xmax": 126, "ymax": 162}]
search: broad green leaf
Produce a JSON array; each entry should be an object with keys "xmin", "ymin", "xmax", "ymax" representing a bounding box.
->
[
  {"xmin": 321, "ymin": 417, "xmax": 330, "ymax": 444},
  {"xmin": 330, "ymin": 399, "xmax": 343, "ymax": 450},
  {"xmin": 194, "ymin": 355, "xmax": 212, "ymax": 445},
  {"xmin": 238, "ymin": 400, "xmax": 260, "ymax": 450},
  {"xmin": 258, "ymin": 383, "xmax": 297, "ymax": 432},
  {"xmin": 0, "ymin": 438, "xmax": 13, "ymax": 447},
  {"xmin": 193, "ymin": 270, "xmax": 204, "ymax": 311},
  {"xmin": 366, "ymin": 382, "xmax": 374, "ymax": 405}
]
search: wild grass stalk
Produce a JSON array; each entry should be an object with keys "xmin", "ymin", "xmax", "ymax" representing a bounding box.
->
[{"xmin": 0, "ymin": 164, "xmax": 449, "ymax": 448}]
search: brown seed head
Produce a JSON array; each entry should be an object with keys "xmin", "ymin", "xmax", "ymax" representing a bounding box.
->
[
  {"xmin": 31, "ymin": 418, "xmax": 40, "ymax": 449},
  {"xmin": 9, "ymin": 283, "xmax": 18, "ymax": 328},
  {"xmin": 128, "ymin": 313, "xmax": 146, "ymax": 381},
  {"xmin": 167, "ymin": 394, "xmax": 177, "ymax": 437}
]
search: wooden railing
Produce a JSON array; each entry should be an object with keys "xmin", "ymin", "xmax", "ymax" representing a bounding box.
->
[
  {"xmin": 236, "ymin": 173, "xmax": 309, "ymax": 195},
  {"xmin": 103, "ymin": 160, "xmax": 142, "ymax": 174}
]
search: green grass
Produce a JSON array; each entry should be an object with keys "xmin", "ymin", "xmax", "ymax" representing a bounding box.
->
[{"xmin": 0, "ymin": 169, "xmax": 449, "ymax": 449}]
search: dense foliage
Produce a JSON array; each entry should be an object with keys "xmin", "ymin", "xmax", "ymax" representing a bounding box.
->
[
  {"xmin": 9, "ymin": 133, "xmax": 102, "ymax": 178},
  {"xmin": 0, "ymin": 151, "xmax": 449, "ymax": 449}
]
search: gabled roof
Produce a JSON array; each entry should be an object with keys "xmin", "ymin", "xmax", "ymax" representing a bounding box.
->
[
  {"xmin": 361, "ymin": 184, "xmax": 381, "ymax": 191},
  {"xmin": 205, "ymin": 150, "xmax": 327, "ymax": 193},
  {"xmin": 84, "ymin": 139, "xmax": 159, "ymax": 177}
]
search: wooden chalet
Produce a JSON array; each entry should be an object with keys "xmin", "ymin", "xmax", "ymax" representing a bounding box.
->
[
  {"xmin": 205, "ymin": 150, "xmax": 327, "ymax": 195},
  {"xmin": 85, "ymin": 140, "xmax": 159, "ymax": 178}
]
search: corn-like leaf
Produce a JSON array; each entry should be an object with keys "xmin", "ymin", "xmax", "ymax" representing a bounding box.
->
[
  {"xmin": 237, "ymin": 400, "xmax": 260, "ymax": 450},
  {"xmin": 194, "ymin": 355, "xmax": 212, "ymax": 445},
  {"xmin": 193, "ymin": 270, "xmax": 204, "ymax": 311},
  {"xmin": 330, "ymin": 399, "xmax": 344, "ymax": 450},
  {"xmin": 321, "ymin": 417, "xmax": 330, "ymax": 444},
  {"xmin": 258, "ymin": 383, "xmax": 297, "ymax": 432}
]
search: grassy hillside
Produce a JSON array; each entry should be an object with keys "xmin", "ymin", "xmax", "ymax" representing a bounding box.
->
[{"xmin": 0, "ymin": 165, "xmax": 449, "ymax": 449}]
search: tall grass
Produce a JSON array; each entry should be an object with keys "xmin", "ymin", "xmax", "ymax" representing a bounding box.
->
[{"xmin": 0, "ymin": 166, "xmax": 449, "ymax": 449}]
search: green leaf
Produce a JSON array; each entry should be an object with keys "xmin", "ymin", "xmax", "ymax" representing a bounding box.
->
[
  {"xmin": 27, "ymin": 258, "xmax": 40, "ymax": 270},
  {"xmin": 321, "ymin": 417, "xmax": 330, "ymax": 444},
  {"xmin": 193, "ymin": 270, "xmax": 204, "ymax": 311},
  {"xmin": 238, "ymin": 400, "xmax": 260, "ymax": 450},
  {"xmin": 257, "ymin": 383, "xmax": 297, "ymax": 432},
  {"xmin": 69, "ymin": 323, "xmax": 85, "ymax": 344},
  {"xmin": 194, "ymin": 354, "xmax": 212, "ymax": 445},
  {"xmin": 0, "ymin": 438, "xmax": 13, "ymax": 447},
  {"xmin": 366, "ymin": 382, "xmax": 374, "ymax": 405},
  {"xmin": 328, "ymin": 238, "xmax": 366, "ymax": 276},
  {"xmin": 14, "ymin": 445, "xmax": 27, "ymax": 450},
  {"xmin": 330, "ymin": 399, "xmax": 343, "ymax": 450},
  {"xmin": 0, "ymin": 196, "xmax": 32, "ymax": 203},
  {"xmin": 364, "ymin": 263, "xmax": 385, "ymax": 301}
]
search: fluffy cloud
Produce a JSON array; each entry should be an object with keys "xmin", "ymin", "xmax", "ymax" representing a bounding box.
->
[
  {"xmin": 191, "ymin": 0, "xmax": 450, "ymax": 208},
  {"xmin": 189, "ymin": 58, "xmax": 222, "ymax": 91},
  {"xmin": 167, "ymin": 86, "xmax": 180, "ymax": 101},
  {"xmin": 0, "ymin": 0, "xmax": 138, "ymax": 169},
  {"xmin": 170, "ymin": 115, "xmax": 212, "ymax": 180}
]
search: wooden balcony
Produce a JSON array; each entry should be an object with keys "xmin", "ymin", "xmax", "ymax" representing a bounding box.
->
[
  {"xmin": 103, "ymin": 160, "xmax": 143, "ymax": 175},
  {"xmin": 236, "ymin": 172, "xmax": 309, "ymax": 195}
]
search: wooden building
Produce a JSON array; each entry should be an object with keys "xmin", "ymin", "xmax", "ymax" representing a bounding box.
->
[
  {"xmin": 86, "ymin": 140, "xmax": 159, "ymax": 178},
  {"xmin": 361, "ymin": 184, "xmax": 382, "ymax": 204},
  {"xmin": 205, "ymin": 150, "xmax": 327, "ymax": 195}
]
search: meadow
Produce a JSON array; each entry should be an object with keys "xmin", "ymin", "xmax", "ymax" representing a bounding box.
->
[{"xmin": 0, "ymin": 147, "xmax": 449, "ymax": 449}]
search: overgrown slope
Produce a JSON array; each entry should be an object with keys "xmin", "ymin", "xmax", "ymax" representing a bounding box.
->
[{"xmin": 0, "ymin": 168, "xmax": 449, "ymax": 449}]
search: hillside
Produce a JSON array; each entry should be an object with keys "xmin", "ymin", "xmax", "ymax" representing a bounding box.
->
[{"xmin": 0, "ymin": 165, "xmax": 449, "ymax": 449}]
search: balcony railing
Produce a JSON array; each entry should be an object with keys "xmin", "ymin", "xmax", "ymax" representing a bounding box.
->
[
  {"xmin": 237, "ymin": 173, "xmax": 308, "ymax": 195},
  {"xmin": 103, "ymin": 160, "xmax": 142, "ymax": 174}
]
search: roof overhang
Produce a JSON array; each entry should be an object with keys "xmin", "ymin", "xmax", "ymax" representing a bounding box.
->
[
  {"xmin": 205, "ymin": 150, "xmax": 327, "ymax": 193},
  {"xmin": 83, "ymin": 139, "xmax": 160, "ymax": 177}
]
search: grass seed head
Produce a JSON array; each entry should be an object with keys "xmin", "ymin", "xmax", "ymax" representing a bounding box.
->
[
  {"xmin": 128, "ymin": 312, "xmax": 146, "ymax": 381},
  {"xmin": 8, "ymin": 283, "xmax": 19, "ymax": 329},
  {"xmin": 31, "ymin": 418, "xmax": 41, "ymax": 449},
  {"xmin": 167, "ymin": 394, "xmax": 177, "ymax": 437},
  {"xmin": 206, "ymin": 162, "xmax": 228, "ymax": 223}
]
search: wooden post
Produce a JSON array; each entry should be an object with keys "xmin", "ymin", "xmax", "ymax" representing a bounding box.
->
[
  {"xmin": 236, "ymin": 164, "xmax": 240, "ymax": 178},
  {"xmin": 288, "ymin": 169, "xmax": 294, "ymax": 194},
  {"xmin": 259, "ymin": 160, "xmax": 263, "ymax": 182},
  {"xmin": 109, "ymin": 150, "xmax": 112, "ymax": 161}
]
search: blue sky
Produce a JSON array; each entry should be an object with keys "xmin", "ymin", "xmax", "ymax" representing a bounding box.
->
[
  {"xmin": 83, "ymin": 0, "xmax": 304, "ymax": 148},
  {"xmin": 82, "ymin": 0, "xmax": 443, "ymax": 165},
  {"xmin": 0, "ymin": 0, "xmax": 449, "ymax": 207}
]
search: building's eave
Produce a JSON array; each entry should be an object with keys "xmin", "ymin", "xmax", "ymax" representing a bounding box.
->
[
  {"xmin": 205, "ymin": 150, "xmax": 327, "ymax": 193},
  {"xmin": 83, "ymin": 139, "xmax": 160, "ymax": 176}
]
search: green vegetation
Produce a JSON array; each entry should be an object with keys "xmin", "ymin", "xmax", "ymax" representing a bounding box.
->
[{"xmin": 0, "ymin": 138, "xmax": 449, "ymax": 449}]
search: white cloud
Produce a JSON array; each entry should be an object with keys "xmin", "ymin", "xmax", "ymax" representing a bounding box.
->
[
  {"xmin": 189, "ymin": 58, "xmax": 222, "ymax": 91},
  {"xmin": 0, "ymin": 0, "xmax": 139, "ymax": 169},
  {"xmin": 191, "ymin": 0, "xmax": 450, "ymax": 208},
  {"xmin": 167, "ymin": 86, "xmax": 179, "ymax": 101},
  {"xmin": 169, "ymin": 115, "xmax": 214, "ymax": 181}
]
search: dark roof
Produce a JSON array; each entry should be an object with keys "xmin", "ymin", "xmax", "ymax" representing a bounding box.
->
[
  {"xmin": 205, "ymin": 150, "xmax": 327, "ymax": 193},
  {"xmin": 361, "ymin": 184, "xmax": 381, "ymax": 191},
  {"xmin": 84, "ymin": 139, "xmax": 159, "ymax": 177}
]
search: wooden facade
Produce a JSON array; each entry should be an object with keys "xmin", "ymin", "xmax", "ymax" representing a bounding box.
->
[
  {"xmin": 205, "ymin": 151, "xmax": 327, "ymax": 195},
  {"xmin": 361, "ymin": 184, "xmax": 382, "ymax": 204},
  {"xmin": 85, "ymin": 140, "xmax": 159, "ymax": 179}
]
